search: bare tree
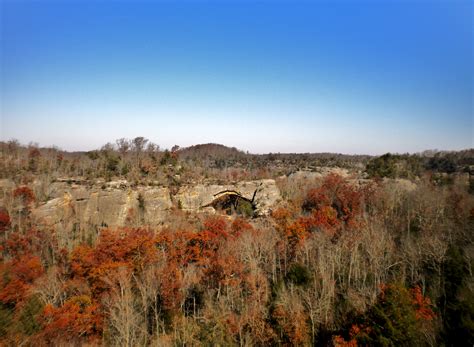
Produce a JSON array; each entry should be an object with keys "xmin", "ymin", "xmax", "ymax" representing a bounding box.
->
[
  {"xmin": 132, "ymin": 137, "xmax": 148, "ymax": 168},
  {"xmin": 105, "ymin": 267, "xmax": 144, "ymax": 346},
  {"xmin": 116, "ymin": 138, "xmax": 131, "ymax": 160},
  {"xmin": 34, "ymin": 266, "xmax": 66, "ymax": 306}
]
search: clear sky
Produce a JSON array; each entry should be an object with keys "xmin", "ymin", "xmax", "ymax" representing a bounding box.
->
[{"xmin": 1, "ymin": 0, "xmax": 472, "ymax": 154}]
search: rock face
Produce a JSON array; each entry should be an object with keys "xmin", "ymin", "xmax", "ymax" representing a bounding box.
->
[
  {"xmin": 175, "ymin": 179, "xmax": 281, "ymax": 215},
  {"xmin": 288, "ymin": 171, "xmax": 324, "ymax": 182},
  {"xmin": 26, "ymin": 178, "xmax": 281, "ymax": 233},
  {"xmin": 288, "ymin": 167, "xmax": 351, "ymax": 182},
  {"xmin": 32, "ymin": 185, "xmax": 173, "ymax": 232}
]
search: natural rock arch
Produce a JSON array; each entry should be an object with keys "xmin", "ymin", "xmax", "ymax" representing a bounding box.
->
[{"xmin": 202, "ymin": 188, "xmax": 259, "ymax": 217}]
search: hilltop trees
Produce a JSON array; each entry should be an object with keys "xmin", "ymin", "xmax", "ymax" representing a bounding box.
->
[
  {"xmin": 366, "ymin": 150, "xmax": 473, "ymax": 180},
  {"xmin": 2, "ymin": 139, "xmax": 471, "ymax": 189},
  {"xmin": 131, "ymin": 137, "xmax": 148, "ymax": 168},
  {"xmin": 366, "ymin": 153, "xmax": 424, "ymax": 179}
]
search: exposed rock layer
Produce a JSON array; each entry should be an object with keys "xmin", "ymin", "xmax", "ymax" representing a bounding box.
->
[
  {"xmin": 0, "ymin": 178, "xmax": 281, "ymax": 233},
  {"xmin": 32, "ymin": 186, "xmax": 173, "ymax": 230},
  {"xmin": 175, "ymin": 179, "xmax": 280, "ymax": 215}
]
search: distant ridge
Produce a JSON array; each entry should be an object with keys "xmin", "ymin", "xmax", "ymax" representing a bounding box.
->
[{"xmin": 177, "ymin": 143, "xmax": 246, "ymax": 160}]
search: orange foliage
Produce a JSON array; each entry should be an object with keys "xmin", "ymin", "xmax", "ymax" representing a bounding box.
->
[
  {"xmin": 40, "ymin": 295, "xmax": 102, "ymax": 343},
  {"xmin": 231, "ymin": 217, "xmax": 253, "ymax": 236},
  {"xmin": 272, "ymin": 302, "xmax": 308, "ymax": 345},
  {"xmin": 300, "ymin": 205, "xmax": 340, "ymax": 236},
  {"xmin": 202, "ymin": 215, "xmax": 229, "ymax": 240},
  {"xmin": 184, "ymin": 216, "xmax": 230, "ymax": 265},
  {"xmin": 184, "ymin": 231, "xmax": 216, "ymax": 265},
  {"xmin": 272, "ymin": 206, "xmax": 295, "ymax": 225},
  {"xmin": 3, "ymin": 228, "xmax": 54, "ymax": 258},
  {"xmin": 285, "ymin": 220, "xmax": 307, "ymax": 245},
  {"xmin": 333, "ymin": 335, "xmax": 358, "ymax": 347},
  {"xmin": 379, "ymin": 283, "xmax": 435, "ymax": 322},
  {"xmin": 155, "ymin": 229, "xmax": 189, "ymax": 264},
  {"xmin": 411, "ymin": 286, "xmax": 435, "ymax": 321},
  {"xmin": 204, "ymin": 252, "xmax": 245, "ymax": 289},
  {"xmin": 13, "ymin": 186, "xmax": 36, "ymax": 206},
  {"xmin": 159, "ymin": 260, "xmax": 184, "ymax": 311},
  {"xmin": 0, "ymin": 209, "xmax": 11, "ymax": 233},
  {"xmin": 272, "ymin": 175, "xmax": 366, "ymax": 259},
  {"xmin": 0, "ymin": 255, "xmax": 44, "ymax": 305},
  {"xmin": 302, "ymin": 174, "xmax": 364, "ymax": 233},
  {"xmin": 333, "ymin": 324, "xmax": 371, "ymax": 346},
  {"xmin": 71, "ymin": 228, "xmax": 158, "ymax": 295}
]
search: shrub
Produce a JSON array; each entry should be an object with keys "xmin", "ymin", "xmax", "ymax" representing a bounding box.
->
[
  {"xmin": 286, "ymin": 263, "xmax": 312, "ymax": 286},
  {"xmin": 235, "ymin": 199, "xmax": 254, "ymax": 217},
  {"xmin": 336, "ymin": 284, "xmax": 435, "ymax": 346},
  {"xmin": 13, "ymin": 186, "xmax": 36, "ymax": 206}
]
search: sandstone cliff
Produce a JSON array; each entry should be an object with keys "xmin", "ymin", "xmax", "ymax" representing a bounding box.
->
[{"xmin": 0, "ymin": 178, "xmax": 281, "ymax": 235}]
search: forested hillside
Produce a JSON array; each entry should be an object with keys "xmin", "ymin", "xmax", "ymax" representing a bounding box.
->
[{"xmin": 0, "ymin": 139, "xmax": 473, "ymax": 346}]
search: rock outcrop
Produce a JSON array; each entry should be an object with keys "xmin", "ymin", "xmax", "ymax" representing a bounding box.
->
[
  {"xmin": 20, "ymin": 178, "xmax": 281, "ymax": 234},
  {"xmin": 175, "ymin": 179, "xmax": 280, "ymax": 215},
  {"xmin": 32, "ymin": 186, "xmax": 173, "ymax": 231},
  {"xmin": 288, "ymin": 167, "xmax": 351, "ymax": 182}
]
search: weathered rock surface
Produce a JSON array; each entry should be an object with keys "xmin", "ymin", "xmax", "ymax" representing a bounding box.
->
[
  {"xmin": 175, "ymin": 179, "xmax": 280, "ymax": 215},
  {"xmin": 32, "ymin": 186, "xmax": 173, "ymax": 232},
  {"xmin": 141, "ymin": 188, "xmax": 174, "ymax": 222},
  {"xmin": 288, "ymin": 167, "xmax": 351, "ymax": 182},
  {"xmin": 24, "ymin": 178, "xmax": 281, "ymax": 234},
  {"xmin": 288, "ymin": 171, "xmax": 324, "ymax": 181}
]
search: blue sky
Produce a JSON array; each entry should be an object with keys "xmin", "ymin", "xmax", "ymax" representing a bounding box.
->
[{"xmin": 1, "ymin": 1, "xmax": 472, "ymax": 154}]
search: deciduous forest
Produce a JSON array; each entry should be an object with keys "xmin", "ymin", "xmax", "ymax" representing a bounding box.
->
[{"xmin": 0, "ymin": 139, "xmax": 473, "ymax": 346}]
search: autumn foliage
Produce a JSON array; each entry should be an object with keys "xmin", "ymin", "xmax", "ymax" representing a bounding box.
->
[
  {"xmin": 0, "ymin": 255, "xmax": 44, "ymax": 306},
  {"xmin": 40, "ymin": 296, "xmax": 102, "ymax": 344},
  {"xmin": 0, "ymin": 170, "xmax": 471, "ymax": 346},
  {"xmin": 13, "ymin": 186, "xmax": 36, "ymax": 207},
  {"xmin": 70, "ymin": 228, "xmax": 158, "ymax": 295},
  {"xmin": 302, "ymin": 173, "xmax": 364, "ymax": 232},
  {"xmin": 334, "ymin": 284, "xmax": 436, "ymax": 346},
  {"xmin": 0, "ymin": 210, "xmax": 10, "ymax": 233}
]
